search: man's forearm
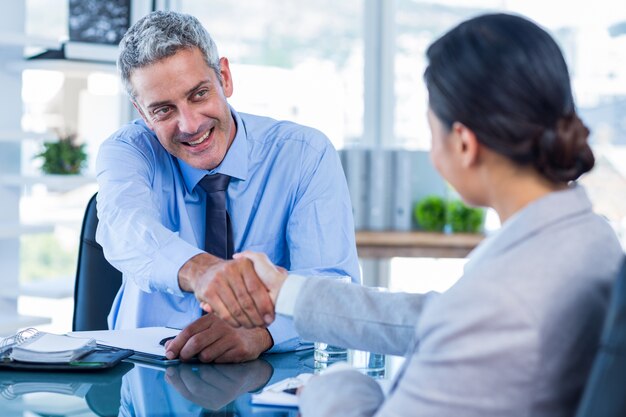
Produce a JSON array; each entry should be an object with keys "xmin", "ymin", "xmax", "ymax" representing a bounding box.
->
[{"xmin": 178, "ymin": 252, "xmax": 223, "ymax": 292}]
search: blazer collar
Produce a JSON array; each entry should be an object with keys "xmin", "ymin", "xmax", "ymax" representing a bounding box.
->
[{"xmin": 464, "ymin": 184, "xmax": 593, "ymax": 274}]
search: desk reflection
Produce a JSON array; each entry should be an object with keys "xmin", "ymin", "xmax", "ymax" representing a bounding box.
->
[
  {"xmin": 0, "ymin": 361, "xmax": 134, "ymax": 417},
  {"xmin": 0, "ymin": 351, "xmax": 311, "ymax": 416},
  {"xmin": 120, "ymin": 351, "xmax": 312, "ymax": 417}
]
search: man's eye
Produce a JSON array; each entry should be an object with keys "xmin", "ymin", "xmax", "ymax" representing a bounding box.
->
[
  {"xmin": 155, "ymin": 107, "xmax": 171, "ymax": 116},
  {"xmin": 195, "ymin": 89, "xmax": 208, "ymax": 98}
]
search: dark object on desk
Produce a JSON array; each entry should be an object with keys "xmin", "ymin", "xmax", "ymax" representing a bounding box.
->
[
  {"xmin": 0, "ymin": 347, "xmax": 133, "ymax": 371},
  {"xmin": 73, "ymin": 193, "xmax": 123, "ymax": 331},
  {"xmin": 159, "ymin": 336, "xmax": 176, "ymax": 346},
  {"xmin": 575, "ymin": 257, "xmax": 626, "ymax": 417}
]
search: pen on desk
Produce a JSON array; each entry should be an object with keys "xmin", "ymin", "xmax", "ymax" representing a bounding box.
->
[{"xmin": 159, "ymin": 336, "xmax": 176, "ymax": 346}]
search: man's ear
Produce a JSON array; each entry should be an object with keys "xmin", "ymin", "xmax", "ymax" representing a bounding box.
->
[
  {"xmin": 132, "ymin": 101, "xmax": 152, "ymax": 129},
  {"xmin": 219, "ymin": 57, "xmax": 234, "ymax": 98},
  {"xmin": 451, "ymin": 122, "xmax": 480, "ymax": 168}
]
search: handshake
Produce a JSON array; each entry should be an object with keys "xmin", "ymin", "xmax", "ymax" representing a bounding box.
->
[{"xmin": 189, "ymin": 251, "xmax": 288, "ymax": 329}]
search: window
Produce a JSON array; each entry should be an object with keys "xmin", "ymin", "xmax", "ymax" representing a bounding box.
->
[
  {"xmin": 10, "ymin": 2, "xmax": 626, "ymax": 324},
  {"xmin": 176, "ymin": 0, "xmax": 364, "ymax": 149},
  {"xmin": 390, "ymin": 0, "xmax": 626, "ymax": 291}
]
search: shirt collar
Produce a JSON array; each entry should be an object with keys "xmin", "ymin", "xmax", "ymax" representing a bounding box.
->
[{"xmin": 179, "ymin": 106, "xmax": 249, "ymax": 192}]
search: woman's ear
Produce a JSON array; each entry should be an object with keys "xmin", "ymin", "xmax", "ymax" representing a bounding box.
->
[{"xmin": 451, "ymin": 122, "xmax": 480, "ymax": 168}]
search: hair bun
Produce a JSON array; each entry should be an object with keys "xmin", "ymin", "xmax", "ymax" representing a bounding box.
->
[{"xmin": 534, "ymin": 113, "xmax": 594, "ymax": 182}]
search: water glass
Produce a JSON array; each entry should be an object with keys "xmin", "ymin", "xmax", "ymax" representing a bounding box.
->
[
  {"xmin": 312, "ymin": 276, "xmax": 352, "ymax": 367},
  {"xmin": 314, "ymin": 342, "xmax": 348, "ymax": 364},
  {"xmin": 348, "ymin": 349, "xmax": 386, "ymax": 378}
]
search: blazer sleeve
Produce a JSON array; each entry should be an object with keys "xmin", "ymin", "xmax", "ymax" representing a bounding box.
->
[
  {"xmin": 297, "ymin": 276, "xmax": 538, "ymax": 417},
  {"xmin": 292, "ymin": 278, "xmax": 432, "ymax": 356},
  {"xmin": 374, "ymin": 281, "xmax": 537, "ymax": 417}
]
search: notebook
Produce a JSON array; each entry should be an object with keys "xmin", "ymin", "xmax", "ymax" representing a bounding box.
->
[
  {"xmin": 1, "ymin": 328, "xmax": 96, "ymax": 363},
  {"xmin": 251, "ymin": 373, "xmax": 313, "ymax": 408}
]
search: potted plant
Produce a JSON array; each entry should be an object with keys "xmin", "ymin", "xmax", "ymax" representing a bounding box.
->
[
  {"xmin": 413, "ymin": 195, "xmax": 447, "ymax": 232},
  {"xmin": 447, "ymin": 200, "xmax": 484, "ymax": 233},
  {"xmin": 35, "ymin": 131, "xmax": 87, "ymax": 175}
]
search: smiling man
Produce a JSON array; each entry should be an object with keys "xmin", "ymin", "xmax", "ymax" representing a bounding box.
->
[{"xmin": 95, "ymin": 11, "xmax": 359, "ymax": 363}]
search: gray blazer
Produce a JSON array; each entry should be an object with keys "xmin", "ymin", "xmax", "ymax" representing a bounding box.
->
[{"xmin": 294, "ymin": 185, "xmax": 624, "ymax": 417}]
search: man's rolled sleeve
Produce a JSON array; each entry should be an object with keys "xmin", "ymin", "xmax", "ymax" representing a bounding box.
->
[{"xmin": 150, "ymin": 236, "xmax": 205, "ymax": 297}]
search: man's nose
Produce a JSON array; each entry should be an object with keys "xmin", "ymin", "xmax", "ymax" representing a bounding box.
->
[{"xmin": 177, "ymin": 105, "xmax": 202, "ymax": 135}]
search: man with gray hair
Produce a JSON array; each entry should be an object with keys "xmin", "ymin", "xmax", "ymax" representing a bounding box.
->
[{"xmin": 96, "ymin": 10, "xmax": 359, "ymax": 362}]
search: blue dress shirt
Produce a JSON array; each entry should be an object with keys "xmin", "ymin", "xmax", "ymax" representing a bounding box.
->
[{"xmin": 95, "ymin": 107, "xmax": 359, "ymax": 352}]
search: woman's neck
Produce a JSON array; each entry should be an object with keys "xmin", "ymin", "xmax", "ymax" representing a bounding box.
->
[{"xmin": 482, "ymin": 158, "xmax": 566, "ymax": 224}]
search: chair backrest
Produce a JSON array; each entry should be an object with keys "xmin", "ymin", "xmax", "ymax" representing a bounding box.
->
[
  {"xmin": 72, "ymin": 193, "xmax": 123, "ymax": 331},
  {"xmin": 575, "ymin": 256, "xmax": 626, "ymax": 417}
]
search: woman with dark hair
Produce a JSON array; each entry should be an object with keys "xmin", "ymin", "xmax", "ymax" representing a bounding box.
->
[{"xmin": 196, "ymin": 13, "xmax": 624, "ymax": 417}]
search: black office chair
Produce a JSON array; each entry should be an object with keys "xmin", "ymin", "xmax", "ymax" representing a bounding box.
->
[
  {"xmin": 72, "ymin": 193, "xmax": 123, "ymax": 331},
  {"xmin": 575, "ymin": 256, "xmax": 626, "ymax": 417}
]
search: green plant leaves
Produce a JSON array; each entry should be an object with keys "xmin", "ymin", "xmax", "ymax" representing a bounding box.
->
[
  {"xmin": 414, "ymin": 196, "xmax": 447, "ymax": 232},
  {"xmin": 414, "ymin": 195, "xmax": 484, "ymax": 233},
  {"xmin": 35, "ymin": 135, "xmax": 87, "ymax": 175},
  {"xmin": 446, "ymin": 200, "xmax": 484, "ymax": 233}
]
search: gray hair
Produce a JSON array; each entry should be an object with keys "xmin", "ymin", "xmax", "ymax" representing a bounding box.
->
[{"xmin": 117, "ymin": 10, "xmax": 221, "ymax": 99}]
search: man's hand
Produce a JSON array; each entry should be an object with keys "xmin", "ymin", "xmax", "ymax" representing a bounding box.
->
[
  {"xmin": 164, "ymin": 314, "xmax": 273, "ymax": 363},
  {"xmin": 197, "ymin": 250, "xmax": 288, "ymax": 329},
  {"xmin": 178, "ymin": 253, "xmax": 275, "ymax": 328}
]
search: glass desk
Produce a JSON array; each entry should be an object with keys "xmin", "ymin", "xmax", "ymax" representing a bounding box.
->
[{"xmin": 0, "ymin": 350, "xmax": 400, "ymax": 416}]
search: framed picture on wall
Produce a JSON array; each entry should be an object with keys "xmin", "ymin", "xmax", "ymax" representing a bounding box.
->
[{"xmin": 65, "ymin": 0, "xmax": 153, "ymax": 62}]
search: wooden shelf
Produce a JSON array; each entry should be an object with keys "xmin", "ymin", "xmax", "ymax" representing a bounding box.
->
[
  {"xmin": 0, "ymin": 33, "xmax": 61, "ymax": 49},
  {"xmin": 0, "ymin": 130, "xmax": 51, "ymax": 142},
  {"xmin": 19, "ymin": 278, "xmax": 75, "ymax": 299},
  {"xmin": 0, "ymin": 223, "xmax": 54, "ymax": 239},
  {"xmin": 1, "ymin": 278, "xmax": 74, "ymax": 300},
  {"xmin": 0, "ymin": 174, "xmax": 96, "ymax": 191},
  {"xmin": 356, "ymin": 231, "xmax": 484, "ymax": 258},
  {"xmin": 0, "ymin": 314, "xmax": 51, "ymax": 336},
  {"xmin": 5, "ymin": 58, "xmax": 116, "ymax": 77}
]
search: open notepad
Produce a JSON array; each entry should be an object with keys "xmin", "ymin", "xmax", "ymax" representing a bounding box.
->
[
  {"xmin": 1, "ymin": 329, "xmax": 96, "ymax": 363},
  {"xmin": 67, "ymin": 327, "xmax": 181, "ymax": 364}
]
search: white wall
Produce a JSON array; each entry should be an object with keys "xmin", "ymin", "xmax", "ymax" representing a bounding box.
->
[{"xmin": 0, "ymin": 3, "xmax": 25, "ymax": 320}]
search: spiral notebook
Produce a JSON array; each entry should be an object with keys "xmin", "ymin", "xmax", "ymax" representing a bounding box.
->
[
  {"xmin": 1, "ymin": 328, "xmax": 95, "ymax": 363},
  {"xmin": 0, "ymin": 328, "xmax": 133, "ymax": 370}
]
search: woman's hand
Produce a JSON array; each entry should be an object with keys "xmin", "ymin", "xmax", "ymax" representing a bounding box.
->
[{"xmin": 232, "ymin": 251, "xmax": 289, "ymax": 303}]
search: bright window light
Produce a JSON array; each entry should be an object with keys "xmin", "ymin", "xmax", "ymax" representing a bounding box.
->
[
  {"xmin": 87, "ymin": 72, "xmax": 120, "ymax": 96},
  {"xmin": 21, "ymin": 69, "xmax": 64, "ymax": 103}
]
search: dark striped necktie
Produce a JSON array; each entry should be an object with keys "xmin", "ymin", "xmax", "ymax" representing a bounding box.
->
[{"xmin": 198, "ymin": 174, "xmax": 234, "ymax": 259}]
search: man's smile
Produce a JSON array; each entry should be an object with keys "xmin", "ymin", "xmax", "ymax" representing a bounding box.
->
[{"xmin": 183, "ymin": 127, "xmax": 215, "ymax": 148}]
